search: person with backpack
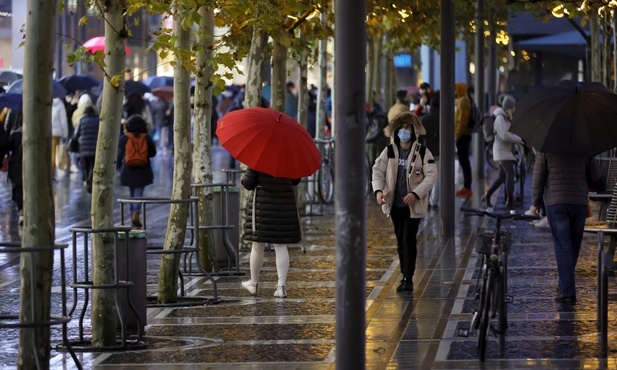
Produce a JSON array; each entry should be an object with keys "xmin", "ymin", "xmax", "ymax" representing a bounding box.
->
[
  {"xmin": 454, "ymin": 82, "xmax": 473, "ymax": 198},
  {"xmin": 372, "ymin": 111, "xmax": 437, "ymax": 293},
  {"xmin": 117, "ymin": 115, "xmax": 157, "ymax": 228},
  {"xmin": 481, "ymin": 95, "xmax": 525, "ymax": 210}
]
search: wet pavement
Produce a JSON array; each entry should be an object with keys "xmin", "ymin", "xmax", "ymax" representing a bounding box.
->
[{"xmin": 0, "ymin": 148, "xmax": 614, "ymax": 369}]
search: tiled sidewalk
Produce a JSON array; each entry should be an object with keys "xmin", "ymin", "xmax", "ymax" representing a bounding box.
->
[{"xmin": 0, "ymin": 153, "xmax": 613, "ymax": 369}]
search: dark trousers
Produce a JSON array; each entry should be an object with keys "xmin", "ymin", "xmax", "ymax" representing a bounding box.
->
[
  {"xmin": 390, "ymin": 206, "xmax": 421, "ymax": 280},
  {"xmin": 81, "ymin": 156, "xmax": 95, "ymax": 185},
  {"xmin": 12, "ymin": 184, "xmax": 22, "ymax": 210},
  {"xmin": 456, "ymin": 134, "xmax": 472, "ymax": 189}
]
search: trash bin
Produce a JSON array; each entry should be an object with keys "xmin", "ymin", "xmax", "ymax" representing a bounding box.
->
[
  {"xmin": 116, "ymin": 230, "xmax": 147, "ymax": 333},
  {"xmin": 212, "ymin": 186, "xmax": 239, "ymax": 269}
]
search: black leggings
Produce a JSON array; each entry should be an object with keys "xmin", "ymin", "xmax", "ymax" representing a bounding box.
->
[
  {"xmin": 487, "ymin": 160, "xmax": 516, "ymax": 196},
  {"xmin": 390, "ymin": 206, "xmax": 421, "ymax": 280}
]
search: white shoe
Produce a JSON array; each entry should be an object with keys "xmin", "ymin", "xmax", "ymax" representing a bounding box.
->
[
  {"xmin": 274, "ymin": 285, "xmax": 287, "ymax": 298},
  {"xmin": 534, "ymin": 217, "xmax": 550, "ymax": 228},
  {"xmin": 70, "ymin": 164, "xmax": 79, "ymax": 173},
  {"xmin": 18, "ymin": 215, "xmax": 24, "ymax": 226},
  {"xmin": 525, "ymin": 206, "xmax": 538, "ymax": 216},
  {"xmin": 241, "ymin": 280, "xmax": 259, "ymax": 296}
]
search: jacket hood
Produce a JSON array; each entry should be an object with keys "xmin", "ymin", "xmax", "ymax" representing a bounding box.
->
[
  {"xmin": 493, "ymin": 107, "xmax": 511, "ymax": 120},
  {"xmin": 384, "ymin": 111, "xmax": 427, "ymax": 141},
  {"xmin": 455, "ymin": 82, "xmax": 468, "ymax": 98}
]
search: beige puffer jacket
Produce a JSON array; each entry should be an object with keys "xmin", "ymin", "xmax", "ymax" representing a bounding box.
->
[{"xmin": 371, "ymin": 141, "xmax": 437, "ymax": 218}]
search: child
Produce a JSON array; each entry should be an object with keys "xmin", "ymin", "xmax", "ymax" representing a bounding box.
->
[{"xmin": 117, "ymin": 115, "xmax": 157, "ymax": 228}]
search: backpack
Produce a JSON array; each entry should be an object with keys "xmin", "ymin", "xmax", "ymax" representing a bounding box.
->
[
  {"xmin": 124, "ymin": 132, "xmax": 148, "ymax": 166},
  {"xmin": 482, "ymin": 115, "xmax": 496, "ymax": 143},
  {"xmin": 467, "ymin": 99, "xmax": 483, "ymax": 132}
]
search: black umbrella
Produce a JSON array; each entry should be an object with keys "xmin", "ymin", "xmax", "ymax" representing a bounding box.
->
[
  {"xmin": 124, "ymin": 80, "xmax": 151, "ymax": 95},
  {"xmin": 6, "ymin": 78, "xmax": 67, "ymax": 99},
  {"xmin": 58, "ymin": 74, "xmax": 100, "ymax": 92},
  {"xmin": 511, "ymin": 80, "xmax": 617, "ymax": 156}
]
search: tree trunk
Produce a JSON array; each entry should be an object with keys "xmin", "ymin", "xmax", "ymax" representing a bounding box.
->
[
  {"xmin": 270, "ymin": 34, "xmax": 287, "ymax": 113},
  {"xmin": 296, "ymin": 38, "xmax": 309, "ymax": 214},
  {"xmin": 371, "ymin": 33, "xmax": 382, "ymax": 109},
  {"xmin": 383, "ymin": 49, "xmax": 394, "ymax": 110},
  {"xmin": 602, "ymin": 13, "xmax": 611, "ymax": 88},
  {"xmin": 157, "ymin": 7, "xmax": 192, "ymax": 304},
  {"xmin": 193, "ymin": 6, "xmax": 215, "ymax": 270},
  {"xmin": 18, "ymin": 0, "xmax": 57, "ymax": 367},
  {"xmin": 240, "ymin": 28, "xmax": 267, "ymax": 251},
  {"xmin": 591, "ymin": 11, "xmax": 601, "ymax": 83},
  {"xmin": 316, "ymin": 11, "xmax": 328, "ymax": 140},
  {"xmin": 365, "ymin": 35, "xmax": 373, "ymax": 106},
  {"xmin": 90, "ymin": 0, "xmax": 126, "ymax": 347},
  {"xmin": 613, "ymin": 13, "xmax": 617, "ymax": 92}
]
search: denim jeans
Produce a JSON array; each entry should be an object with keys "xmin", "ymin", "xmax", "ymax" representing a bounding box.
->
[
  {"xmin": 129, "ymin": 186, "xmax": 144, "ymax": 213},
  {"xmin": 546, "ymin": 203, "xmax": 588, "ymax": 297}
]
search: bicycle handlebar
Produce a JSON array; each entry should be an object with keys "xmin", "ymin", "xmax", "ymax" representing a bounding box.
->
[
  {"xmin": 460, "ymin": 207, "xmax": 541, "ymax": 221},
  {"xmin": 314, "ymin": 137, "xmax": 335, "ymax": 144}
]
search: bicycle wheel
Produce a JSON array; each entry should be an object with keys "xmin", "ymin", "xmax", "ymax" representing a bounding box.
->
[
  {"xmin": 486, "ymin": 145, "xmax": 498, "ymax": 169},
  {"xmin": 495, "ymin": 263, "xmax": 507, "ymax": 356},
  {"xmin": 471, "ymin": 255, "xmax": 488, "ymax": 331},
  {"xmin": 364, "ymin": 154, "xmax": 372, "ymax": 199},
  {"xmin": 317, "ymin": 160, "xmax": 334, "ymax": 204},
  {"xmin": 478, "ymin": 266, "xmax": 495, "ymax": 362}
]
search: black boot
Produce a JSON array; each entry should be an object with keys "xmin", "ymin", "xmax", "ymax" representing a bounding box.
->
[
  {"xmin": 396, "ymin": 279, "xmax": 406, "ymax": 292},
  {"xmin": 481, "ymin": 192, "xmax": 493, "ymax": 208}
]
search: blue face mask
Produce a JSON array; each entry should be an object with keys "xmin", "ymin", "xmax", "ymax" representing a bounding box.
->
[{"xmin": 398, "ymin": 129, "xmax": 412, "ymax": 143}]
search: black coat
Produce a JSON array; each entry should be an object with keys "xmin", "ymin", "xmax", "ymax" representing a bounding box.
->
[
  {"xmin": 117, "ymin": 132, "xmax": 157, "ymax": 188},
  {"xmin": 0, "ymin": 128, "xmax": 22, "ymax": 186},
  {"xmin": 73, "ymin": 112, "xmax": 100, "ymax": 157},
  {"xmin": 242, "ymin": 169, "xmax": 301, "ymax": 244}
]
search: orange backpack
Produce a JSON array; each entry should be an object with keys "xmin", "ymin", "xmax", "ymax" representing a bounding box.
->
[{"xmin": 124, "ymin": 132, "xmax": 148, "ymax": 166}]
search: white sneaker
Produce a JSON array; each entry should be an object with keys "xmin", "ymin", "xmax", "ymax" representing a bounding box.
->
[
  {"xmin": 274, "ymin": 285, "xmax": 287, "ymax": 298},
  {"xmin": 18, "ymin": 215, "xmax": 24, "ymax": 226},
  {"xmin": 535, "ymin": 217, "xmax": 550, "ymax": 229},
  {"xmin": 241, "ymin": 280, "xmax": 259, "ymax": 296},
  {"xmin": 525, "ymin": 206, "xmax": 538, "ymax": 216}
]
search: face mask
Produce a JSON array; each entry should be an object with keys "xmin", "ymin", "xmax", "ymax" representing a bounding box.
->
[
  {"xmin": 65, "ymin": 96, "xmax": 73, "ymax": 103},
  {"xmin": 398, "ymin": 129, "xmax": 412, "ymax": 143}
]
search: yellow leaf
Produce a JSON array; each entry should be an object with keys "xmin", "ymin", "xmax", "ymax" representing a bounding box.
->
[{"xmin": 78, "ymin": 15, "xmax": 88, "ymax": 26}]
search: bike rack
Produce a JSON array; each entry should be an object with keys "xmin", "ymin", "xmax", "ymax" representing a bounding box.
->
[
  {"xmin": 117, "ymin": 197, "xmax": 219, "ymax": 306},
  {"xmin": 66, "ymin": 225, "xmax": 146, "ymax": 351},
  {"xmin": 0, "ymin": 242, "xmax": 81, "ymax": 369}
]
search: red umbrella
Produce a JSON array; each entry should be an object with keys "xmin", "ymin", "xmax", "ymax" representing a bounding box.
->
[
  {"xmin": 216, "ymin": 107, "xmax": 321, "ymax": 178},
  {"xmin": 83, "ymin": 36, "xmax": 131, "ymax": 54}
]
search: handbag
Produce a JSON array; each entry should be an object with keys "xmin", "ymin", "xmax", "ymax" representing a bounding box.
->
[
  {"xmin": 56, "ymin": 144, "xmax": 70, "ymax": 171},
  {"xmin": 67, "ymin": 137, "xmax": 79, "ymax": 153}
]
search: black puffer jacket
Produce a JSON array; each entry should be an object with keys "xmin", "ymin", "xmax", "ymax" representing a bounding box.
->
[
  {"xmin": 242, "ymin": 168, "xmax": 301, "ymax": 244},
  {"xmin": 73, "ymin": 107, "xmax": 99, "ymax": 157}
]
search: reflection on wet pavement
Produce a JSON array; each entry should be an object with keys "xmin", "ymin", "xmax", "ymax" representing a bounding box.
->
[{"xmin": 0, "ymin": 150, "xmax": 613, "ymax": 369}]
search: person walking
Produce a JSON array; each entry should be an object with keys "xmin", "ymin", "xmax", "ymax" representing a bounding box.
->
[
  {"xmin": 240, "ymin": 168, "xmax": 302, "ymax": 298},
  {"xmin": 481, "ymin": 95, "xmax": 525, "ymax": 210},
  {"xmin": 117, "ymin": 115, "xmax": 157, "ymax": 228},
  {"xmin": 51, "ymin": 97, "xmax": 69, "ymax": 178},
  {"xmin": 454, "ymin": 82, "xmax": 473, "ymax": 198},
  {"xmin": 421, "ymin": 94, "xmax": 440, "ymax": 208},
  {"xmin": 372, "ymin": 111, "xmax": 437, "ymax": 292},
  {"xmin": 0, "ymin": 113, "xmax": 23, "ymax": 225},
  {"xmin": 532, "ymin": 151, "xmax": 600, "ymax": 303},
  {"xmin": 72, "ymin": 106, "xmax": 99, "ymax": 193}
]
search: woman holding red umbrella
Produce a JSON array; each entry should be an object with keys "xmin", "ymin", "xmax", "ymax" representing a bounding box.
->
[{"xmin": 240, "ymin": 168, "xmax": 301, "ymax": 298}]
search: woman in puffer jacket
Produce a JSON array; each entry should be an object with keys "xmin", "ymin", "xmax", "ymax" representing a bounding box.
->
[
  {"xmin": 372, "ymin": 111, "xmax": 437, "ymax": 293},
  {"xmin": 72, "ymin": 106, "xmax": 99, "ymax": 193},
  {"xmin": 240, "ymin": 168, "xmax": 301, "ymax": 299}
]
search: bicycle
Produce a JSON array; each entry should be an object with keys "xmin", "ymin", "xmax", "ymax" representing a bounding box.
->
[
  {"xmin": 314, "ymin": 137, "xmax": 335, "ymax": 204},
  {"xmin": 458, "ymin": 207, "xmax": 539, "ymax": 362},
  {"xmin": 513, "ymin": 144, "xmax": 536, "ymax": 204}
]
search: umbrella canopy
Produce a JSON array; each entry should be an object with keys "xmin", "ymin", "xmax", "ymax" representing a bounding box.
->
[
  {"xmin": 6, "ymin": 79, "xmax": 67, "ymax": 99},
  {"xmin": 83, "ymin": 36, "xmax": 131, "ymax": 54},
  {"xmin": 0, "ymin": 93, "xmax": 24, "ymax": 111},
  {"xmin": 0, "ymin": 69, "xmax": 22, "ymax": 85},
  {"xmin": 151, "ymin": 86, "xmax": 173, "ymax": 102},
  {"xmin": 125, "ymin": 80, "xmax": 151, "ymax": 95},
  {"xmin": 216, "ymin": 107, "xmax": 321, "ymax": 178},
  {"xmin": 58, "ymin": 74, "xmax": 100, "ymax": 92},
  {"xmin": 511, "ymin": 80, "xmax": 617, "ymax": 156},
  {"xmin": 144, "ymin": 75, "xmax": 173, "ymax": 88}
]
